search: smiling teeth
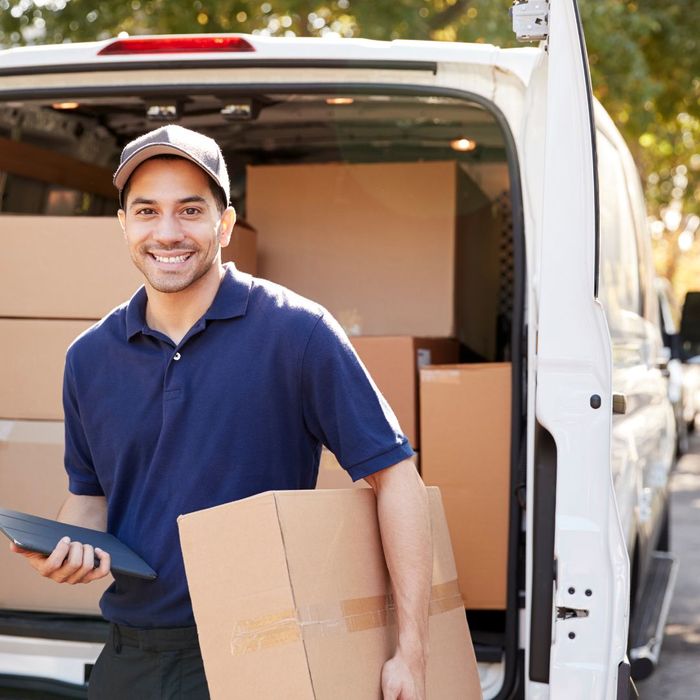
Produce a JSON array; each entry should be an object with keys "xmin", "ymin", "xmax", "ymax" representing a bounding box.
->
[{"xmin": 153, "ymin": 254, "xmax": 190, "ymax": 263}]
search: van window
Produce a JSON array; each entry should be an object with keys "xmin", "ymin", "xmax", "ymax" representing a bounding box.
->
[{"xmin": 597, "ymin": 131, "xmax": 643, "ymax": 335}]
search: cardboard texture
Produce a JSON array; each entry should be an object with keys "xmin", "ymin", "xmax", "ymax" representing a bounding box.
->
[
  {"xmin": 351, "ymin": 337, "xmax": 459, "ymax": 449},
  {"xmin": 0, "ymin": 320, "xmax": 93, "ymax": 420},
  {"xmin": 0, "ymin": 420, "xmax": 108, "ymax": 614},
  {"xmin": 420, "ymin": 363, "xmax": 511, "ymax": 610},
  {"xmin": 220, "ymin": 218, "xmax": 257, "ymax": 276},
  {"xmin": 179, "ymin": 487, "xmax": 481, "ymax": 699},
  {"xmin": 0, "ymin": 216, "xmax": 142, "ymax": 319},
  {"xmin": 247, "ymin": 161, "xmax": 490, "ymax": 337}
]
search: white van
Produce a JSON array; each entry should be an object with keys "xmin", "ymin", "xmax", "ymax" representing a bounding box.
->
[{"xmin": 0, "ymin": 1, "xmax": 677, "ymax": 698}]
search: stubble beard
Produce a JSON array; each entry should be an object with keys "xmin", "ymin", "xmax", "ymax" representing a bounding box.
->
[{"xmin": 133, "ymin": 248, "xmax": 215, "ymax": 294}]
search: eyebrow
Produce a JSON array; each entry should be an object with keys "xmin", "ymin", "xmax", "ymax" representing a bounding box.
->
[{"xmin": 129, "ymin": 195, "xmax": 208, "ymax": 210}]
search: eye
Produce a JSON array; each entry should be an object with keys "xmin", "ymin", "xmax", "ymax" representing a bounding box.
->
[
  {"xmin": 183, "ymin": 207, "xmax": 201, "ymax": 216},
  {"xmin": 136, "ymin": 207, "xmax": 156, "ymax": 216}
]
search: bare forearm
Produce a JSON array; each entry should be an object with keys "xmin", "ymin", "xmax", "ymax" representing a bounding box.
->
[
  {"xmin": 367, "ymin": 459, "xmax": 432, "ymax": 663},
  {"xmin": 57, "ymin": 494, "xmax": 108, "ymax": 531}
]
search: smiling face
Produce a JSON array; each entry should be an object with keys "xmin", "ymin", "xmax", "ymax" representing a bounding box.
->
[{"xmin": 117, "ymin": 158, "xmax": 235, "ymax": 295}]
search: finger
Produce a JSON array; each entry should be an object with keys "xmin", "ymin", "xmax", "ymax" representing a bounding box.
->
[
  {"xmin": 65, "ymin": 543, "xmax": 95, "ymax": 584},
  {"xmin": 43, "ymin": 537, "xmax": 72, "ymax": 571},
  {"xmin": 50, "ymin": 540, "xmax": 84, "ymax": 582},
  {"xmin": 82, "ymin": 547, "xmax": 111, "ymax": 583},
  {"xmin": 66, "ymin": 541, "xmax": 84, "ymax": 570}
]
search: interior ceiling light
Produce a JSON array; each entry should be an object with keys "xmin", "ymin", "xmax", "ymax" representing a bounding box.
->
[
  {"xmin": 326, "ymin": 97, "xmax": 354, "ymax": 106},
  {"xmin": 146, "ymin": 103, "xmax": 180, "ymax": 121},
  {"xmin": 450, "ymin": 137, "xmax": 477, "ymax": 152},
  {"xmin": 51, "ymin": 102, "xmax": 80, "ymax": 110},
  {"xmin": 221, "ymin": 99, "xmax": 258, "ymax": 121}
]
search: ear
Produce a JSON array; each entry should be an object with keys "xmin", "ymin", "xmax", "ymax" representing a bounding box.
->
[
  {"xmin": 218, "ymin": 206, "xmax": 237, "ymax": 248},
  {"xmin": 117, "ymin": 209, "xmax": 127, "ymax": 239}
]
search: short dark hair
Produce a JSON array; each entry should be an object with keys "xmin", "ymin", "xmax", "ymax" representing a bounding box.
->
[{"xmin": 120, "ymin": 154, "xmax": 228, "ymax": 214}]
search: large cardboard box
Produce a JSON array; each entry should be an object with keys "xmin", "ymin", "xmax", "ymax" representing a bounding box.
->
[
  {"xmin": 178, "ymin": 487, "xmax": 482, "ymax": 699},
  {"xmin": 0, "ymin": 420, "xmax": 108, "ymax": 614},
  {"xmin": 420, "ymin": 364, "xmax": 511, "ymax": 610},
  {"xmin": 0, "ymin": 319, "xmax": 93, "ymax": 420},
  {"xmin": 247, "ymin": 161, "xmax": 490, "ymax": 337},
  {"xmin": 351, "ymin": 336, "xmax": 459, "ymax": 449},
  {"xmin": 221, "ymin": 218, "xmax": 258, "ymax": 276},
  {"xmin": 0, "ymin": 216, "xmax": 142, "ymax": 319}
]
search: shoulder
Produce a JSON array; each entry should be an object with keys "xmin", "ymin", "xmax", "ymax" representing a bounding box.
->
[
  {"xmin": 247, "ymin": 275, "xmax": 326, "ymax": 330},
  {"xmin": 65, "ymin": 300, "xmax": 130, "ymax": 367}
]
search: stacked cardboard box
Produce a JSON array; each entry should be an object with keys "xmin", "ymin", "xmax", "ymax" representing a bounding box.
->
[
  {"xmin": 420, "ymin": 363, "xmax": 511, "ymax": 610},
  {"xmin": 246, "ymin": 161, "xmax": 492, "ymax": 338},
  {"xmin": 220, "ymin": 217, "xmax": 258, "ymax": 276},
  {"xmin": 351, "ymin": 336, "xmax": 458, "ymax": 449},
  {"xmin": 179, "ymin": 487, "xmax": 482, "ymax": 699},
  {"xmin": 0, "ymin": 420, "xmax": 108, "ymax": 614}
]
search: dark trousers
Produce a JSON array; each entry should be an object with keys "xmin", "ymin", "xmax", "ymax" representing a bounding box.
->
[{"xmin": 88, "ymin": 623, "xmax": 209, "ymax": 700}]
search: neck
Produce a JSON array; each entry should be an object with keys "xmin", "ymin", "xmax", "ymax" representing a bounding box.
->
[{"xmin": 145, "ymin": 263, "xmax": 225, "ymax": 345}]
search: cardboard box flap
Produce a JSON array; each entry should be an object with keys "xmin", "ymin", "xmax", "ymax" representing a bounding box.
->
[{"xmin": 178, "ymin": 493, "xmax": 314, "ymax": 699}]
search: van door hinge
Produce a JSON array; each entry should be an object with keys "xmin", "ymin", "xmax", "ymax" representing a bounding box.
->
[
  {"xmin": 511, "ymin": 0, "xmax": 549, "ymax": 42},
  {"xmin": 556, "ymin": 606, "xmax": 590, "ymax": 620}
]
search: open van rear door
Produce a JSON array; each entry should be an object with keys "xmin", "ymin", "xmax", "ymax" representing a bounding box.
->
[{"xmin": 522, "ymin": 1, "xmax": 631, "ymax": 697}]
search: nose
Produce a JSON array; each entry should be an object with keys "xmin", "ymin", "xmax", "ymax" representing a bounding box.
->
[{"xmin": 151, "ymin": 212, "xmax": 185, "ymax": 246}]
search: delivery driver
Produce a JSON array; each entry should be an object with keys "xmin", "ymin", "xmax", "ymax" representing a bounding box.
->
[{"xmin": 11, "ymin": 126, "xmax": 432, "ymax": 700}]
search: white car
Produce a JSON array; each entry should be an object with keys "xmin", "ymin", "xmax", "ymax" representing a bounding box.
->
[{"xmin": 0, "ymin": 1, "xmax": 677, "ymax": 698}]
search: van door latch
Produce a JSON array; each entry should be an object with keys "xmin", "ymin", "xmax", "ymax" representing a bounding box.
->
[
  {"xmin": 511, "ymin": 0, "xmax": 549, "ymax": 42},
  {"xmin": 556, "ymin": 606, "xmax": 590, "ymax": 620}
]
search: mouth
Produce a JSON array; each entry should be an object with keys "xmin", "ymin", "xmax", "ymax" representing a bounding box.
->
[{"xmin": 148, "ymin": 251, "xmax": 195, "ymax": 265}]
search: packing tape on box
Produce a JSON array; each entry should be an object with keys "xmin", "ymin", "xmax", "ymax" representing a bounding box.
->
[{"xmin": 230, "ymin": 579, "xmax": 462, "ymax": 655}]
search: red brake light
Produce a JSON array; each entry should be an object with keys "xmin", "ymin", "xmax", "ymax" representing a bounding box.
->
[{"xmin": 98, "ymin": 36, "xmax": 255, "ymax": 55}]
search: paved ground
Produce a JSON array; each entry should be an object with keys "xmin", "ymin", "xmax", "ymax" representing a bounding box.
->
[{"xmin": 637, "ymin": 434, "xmax": 700, "ymax": 699}]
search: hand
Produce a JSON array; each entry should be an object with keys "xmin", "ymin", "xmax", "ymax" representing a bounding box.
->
[
  {"xmin": 10, "ymin": 536, "xmax": 111, "ymax": 584},
  {"xmin": 381, "ymin": 650, "xmax": 426, "ymax": 700}
]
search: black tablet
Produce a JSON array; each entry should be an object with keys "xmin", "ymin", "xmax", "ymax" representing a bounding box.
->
[{"xmin": 0, "ymin": 508, "xmax": 157, "ymax": 580}]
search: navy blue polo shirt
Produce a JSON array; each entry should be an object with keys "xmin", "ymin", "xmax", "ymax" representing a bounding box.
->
[{"xmin": 63, "ymin": 263, "xmax": 413, "ymax": 628}]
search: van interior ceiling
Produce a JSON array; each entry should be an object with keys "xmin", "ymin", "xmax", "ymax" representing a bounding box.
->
[{"xmin": 0, "ymin": 91, "xmax": 520, "ymax": 696}]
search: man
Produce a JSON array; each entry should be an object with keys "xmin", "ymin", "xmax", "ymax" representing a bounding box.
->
[{"xmin": 11, "ymin": 125, "xmax": 432, "ymax": 699}]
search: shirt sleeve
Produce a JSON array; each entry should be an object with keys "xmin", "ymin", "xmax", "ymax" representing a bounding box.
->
[
  {"xmin": 63, "ymin": 352, "xmax": 104, "ymax": 496},
  {"xmin": 301, "ymin": 312, "xmax": 414, "ymax": 481}
]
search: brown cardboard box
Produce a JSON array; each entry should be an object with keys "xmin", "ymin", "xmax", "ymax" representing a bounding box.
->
[
  {"xmin": 420, "ymin": 364, "xmax": 511, "ymax": 610},
  {"xmin": 221, "ymin": 217, "xmax": 257, "ymax": 275},
  {"xmin": 178, "ymin": 487, "xmax": 482, "ymax": 699},
  {"xmin": 0, "ymin": 319, "xmax": 93, "ymax": 420},
  {"xmin": 247, "ymin": 161, "xmax": 490, "ymax": 337},
  {"xmin": 0, "ymin": 216, "xmax": 142, "ymax": 319},
  {"xmin": 351, "ymin": 336, "xmax": 459, "ymax": 449},
  {"xmin": 0, "ymin": 420, "xmax": 108, "ymax": 614}
]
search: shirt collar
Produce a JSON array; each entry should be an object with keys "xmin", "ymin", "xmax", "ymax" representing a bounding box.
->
[{"xmin": 125, "ymin": 263, "xmax": 252, "ymax": 341}]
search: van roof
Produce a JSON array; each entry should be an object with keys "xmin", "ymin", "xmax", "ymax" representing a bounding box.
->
[{"xmin": 0, "ymin": 34, "xmax": 540, "ymax": 86}]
